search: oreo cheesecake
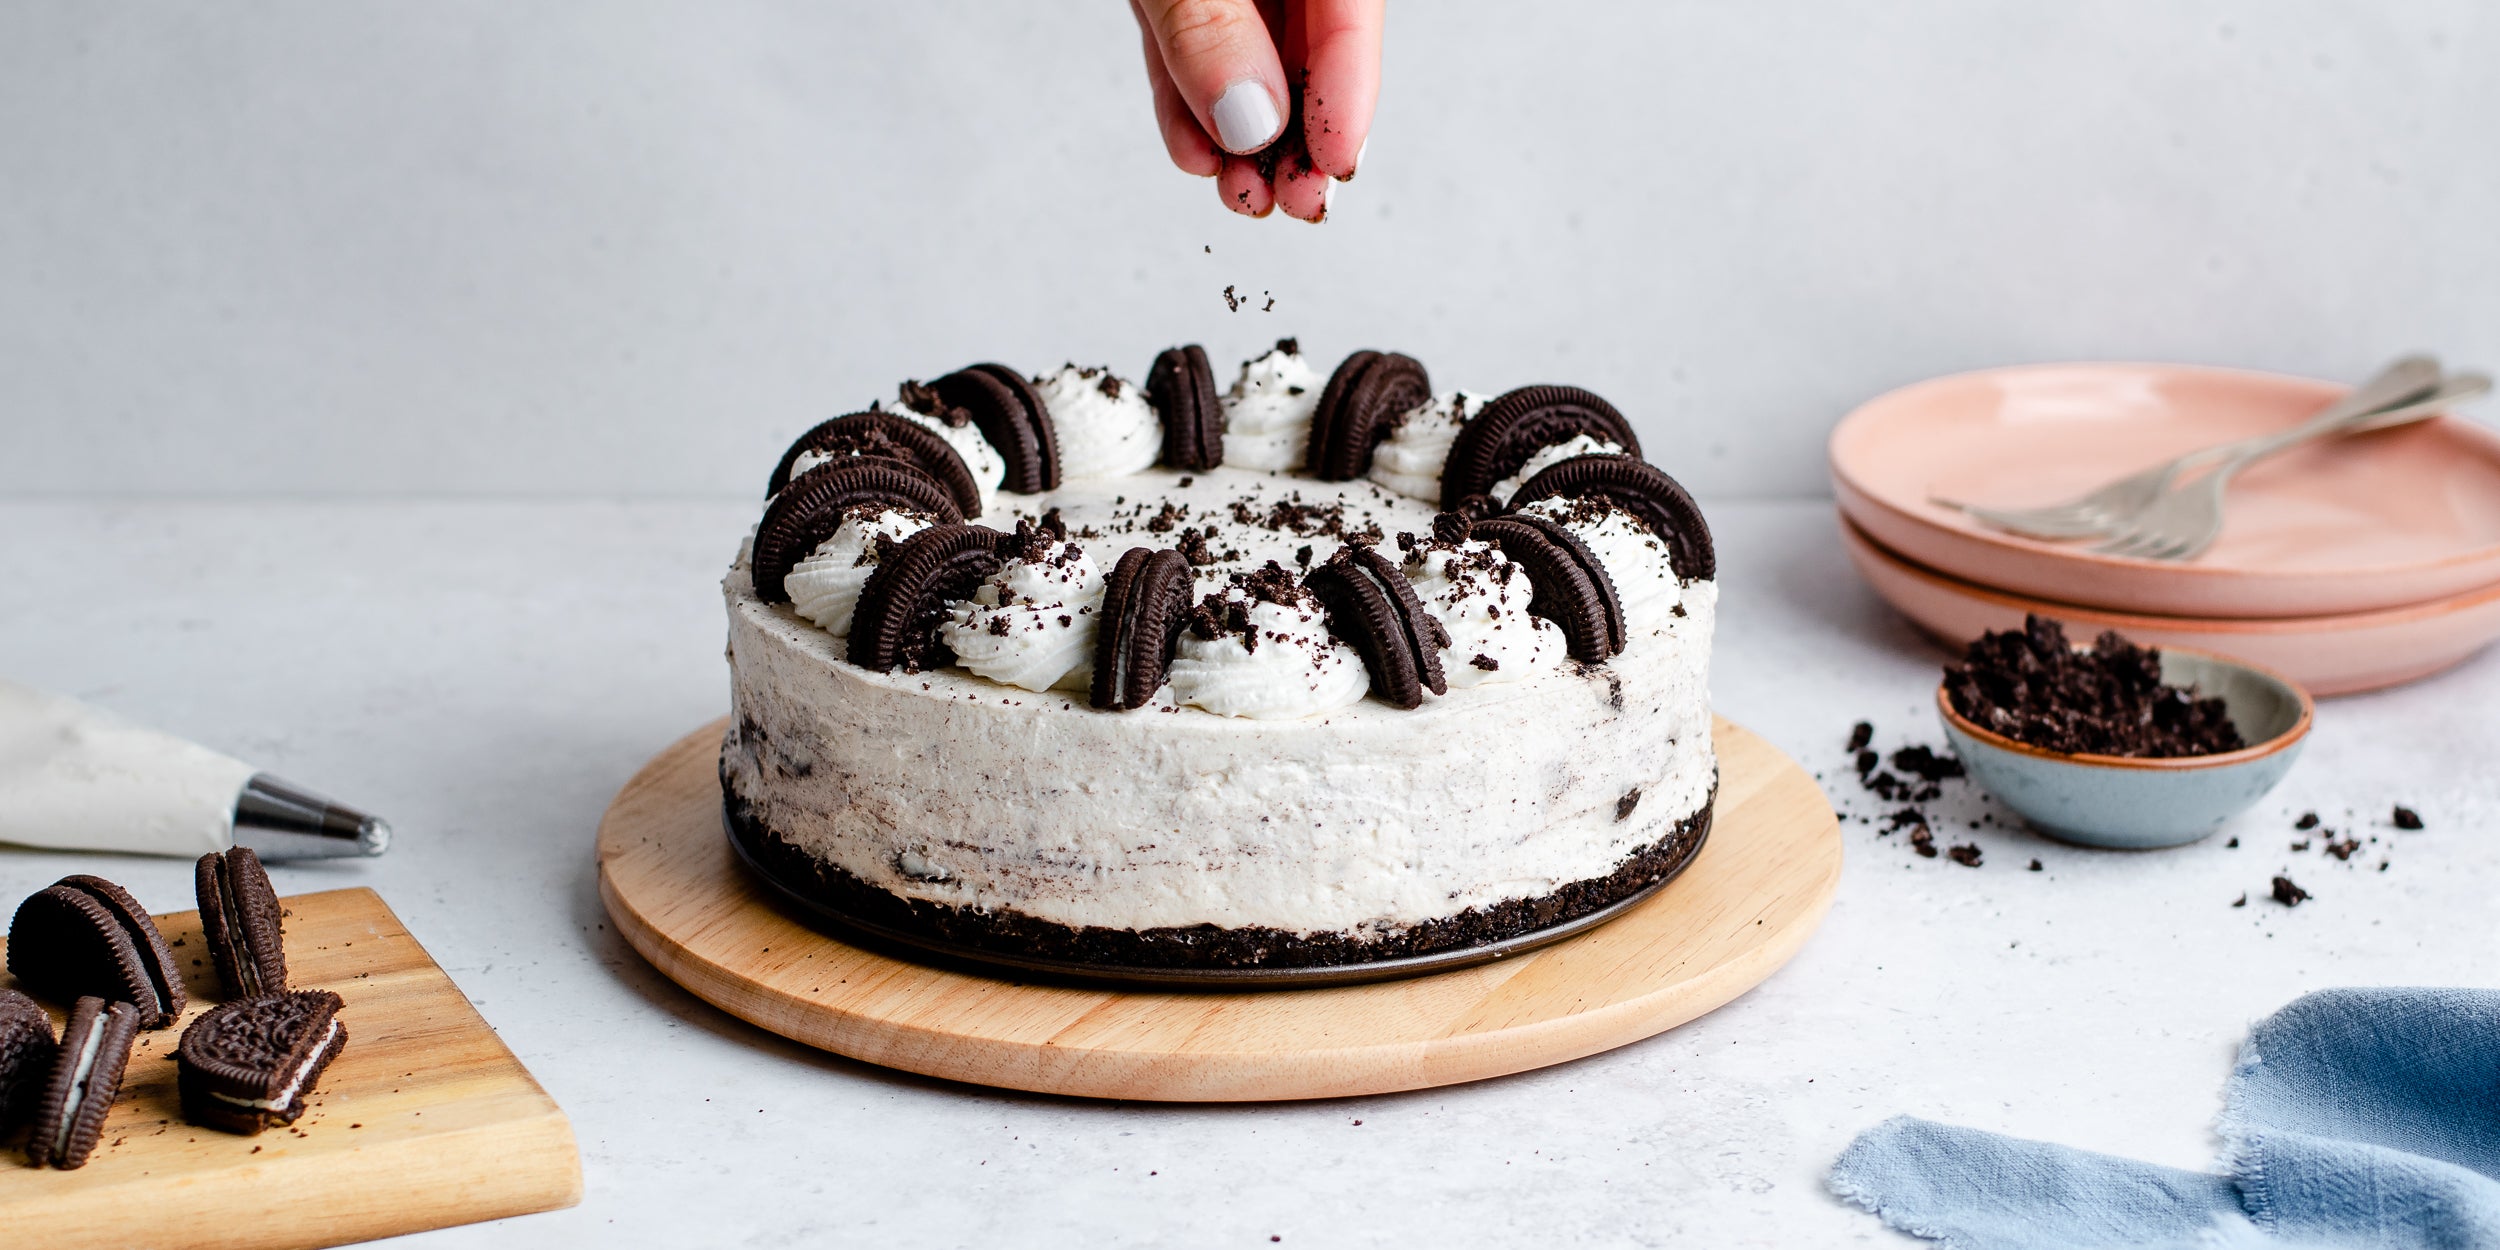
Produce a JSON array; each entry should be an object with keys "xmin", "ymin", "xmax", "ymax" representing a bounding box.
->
[{"xmin": 722, "ymin": 340, "xmax": 1718, "ymax": 970}]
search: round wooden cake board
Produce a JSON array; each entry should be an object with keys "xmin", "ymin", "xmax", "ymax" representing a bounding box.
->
[{"xmin": 596, "ymin": 716, "xmax": 1841, "ymax": 1102}]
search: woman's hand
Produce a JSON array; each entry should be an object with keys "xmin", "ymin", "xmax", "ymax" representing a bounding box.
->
[{"xmin": 1129, "ymin": 0, "xmax": 1382, "ymax": 221}]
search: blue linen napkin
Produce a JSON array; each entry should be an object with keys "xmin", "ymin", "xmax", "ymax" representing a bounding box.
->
[{"xmin": 1827, "ymin": 987, "xmax": 2500, "ymax": 1249}]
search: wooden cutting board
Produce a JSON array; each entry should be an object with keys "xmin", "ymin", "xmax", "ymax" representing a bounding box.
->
[
  {"xmin": 599, "ymin": 715, "xmax": 1841, "ymax": 1101},
  {"xmin": 0, "ymin": 887, "xmax": 581, "ymax": 1249}
]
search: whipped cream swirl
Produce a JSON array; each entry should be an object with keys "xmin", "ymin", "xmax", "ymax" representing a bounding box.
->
[
  {"xmin": 1515, "ymin": 496, "xmax": 1688, "ymax": 633},
  {"xmin": 1397, "ymin": 534, "xmax": 1563, "ymax": 687},
  {"xmin": 1220, "ymin": 340, "xmax": 1323, "ymax": 471},
  {"xmin": 1165, "ymin": 575, "xmax": 1368, "ymax": 719},
  {"xmin": 1035, "ymin": 365, "xmax": 1161, "ymax": 479},
  {"xmin": 939, "ymin": 536, "xmax": 1104, "ymax": 692},
  {"xmin": 1369, "ymin": 390, "xmax": 1487, "ymax": 502},
  {"xmin": 1492, "ymin": 433, "xmax": 1626, "ymax": 502},
  {"xmin": 783, "ymin": 507, "xmax": 934, "ymax": 636}
]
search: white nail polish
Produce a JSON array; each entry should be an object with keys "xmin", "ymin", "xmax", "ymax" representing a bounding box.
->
[
  {"xmin": 1210, "ymin": 80, "xmax": 1282, "ymax": 153},
  {"xmin": 1323, "ymin": 177, "xmax": 1338, "ymax": 216},
  {"xmin": 1352, "ymin": 136, "xmax": 1369, "ymax": 176}
]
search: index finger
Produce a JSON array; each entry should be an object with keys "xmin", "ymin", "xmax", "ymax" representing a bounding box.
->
[{"xmin": 1295, "ymin": 0, "xmax": 1381, "ymax": 179}]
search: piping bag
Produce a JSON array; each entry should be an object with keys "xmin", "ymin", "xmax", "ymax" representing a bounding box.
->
[{"xmin": 0, "ymin": 679, "xmax": 389, "ymax": 860}]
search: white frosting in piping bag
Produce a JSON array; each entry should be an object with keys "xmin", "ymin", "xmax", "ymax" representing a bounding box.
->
[
  {"xmin": 1034, "ymin": 365, "xmax": 1162, "ymax": 480},
  {"xmin": 0, "ymin": 679, "xmax": 254, "ymax": 856},
  {"xmin": 1220, "ymin": 344, "xmax": 1324, "ymax": 471}
]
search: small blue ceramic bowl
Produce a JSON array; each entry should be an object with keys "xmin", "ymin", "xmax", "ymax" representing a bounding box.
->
[{"xmin": 1936, "ymin": 647, "xmax": 2314, "ymax": 850}]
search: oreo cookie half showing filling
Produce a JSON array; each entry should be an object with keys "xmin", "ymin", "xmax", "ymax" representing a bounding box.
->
[
  {"xmin": 934, "ymin": 363, "xmax": 1060, "ymax": 493},
  {"xmin": 176, "ymin": 989, "xmax": 347, "ymax": 1136},
  {"xmin": 1469, "ymin": 514, "xmax": 1627, "ymax": 662},
  {"xmin": 27, "ymin": 996, "xmax": 138, "ymax": 1169},
  {"xmin": 763, "ymin": 410, "xmax": 985, "ymax": 517},
  {"xmin": 1508, "ymin": 453, "xmax": 1716, "ymax": 582},
  {"xmin": 8, "ymin": 874, "xmax": 187, "ymax": 1030},
  {"xmin": 1306, "ymin": 349, "xmax": 1433, "ymax": 481},
  {"xmin": 846, "ymin": 524, "xmax": 1017, "ymax": 672},
  {"xmin": 1091, "ymin": 547, "xmax": 1196, "ymax": 710},
  {"xmin": 196, "ymin": 847, "xmax": 288, "ymax": 1000},
  {"xmin": 1439, "ymin": 385, "xmax": 1642, "ymax": 510},
  {"xmin": 0, "ymin": 988, "xmax": 58, "ymax": 1132},
  {"xmin": 1306, "ymin": 544, "xmax": 1450, "ymax": 709},
  {"xmin": 751, "ymin": 459, "xmax": 964, "ymax": 603},
  {"xmin": 1148, "ymin": 344, "xmax": 1224, "ymax": 472}
]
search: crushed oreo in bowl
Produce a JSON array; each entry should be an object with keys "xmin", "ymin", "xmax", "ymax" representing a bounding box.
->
[{"xmin": 1945, "ymin": 615, "xmax": 2245, "ymax": 757}]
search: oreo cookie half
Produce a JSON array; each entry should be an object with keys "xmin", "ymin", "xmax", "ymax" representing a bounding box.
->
[
  {"xmin": 1306, "ymin": 350, "xmax": 1433, "ymax": 481},
  {"xmin": 196, "ymin": 847, "xmax": 288, "ymax": 1000},
  {"xmin": 1090, "ymin": 547, "xmax": 1196, "ymax": 711},
  {"xmin": 28, "ymin": 996, "xmax": 138, "ymax": 1169},
  {"xmin": 0, "ymin": 988, "xmax": 57, "ymax": 1132},
  {"xmin": 8, "ymin": 875, "xmax": 186, "ymax": 1030},
  {"xmin": 1148, "ymin": 345, "xmax": 1223, "ymax": 472},
  {"xmin": 750, "ymin": 460, "xmax": 963, "ymax": 604},
  {"xmin": 846, "ymin": 524, "xmax": 1017, "ymax": 672},
  {"xmin": 764, "ymin": 410, "xmax": 985, "ymax": 517},
  {"xmin": 1306, "ymin": 545, "xmax": 1450, "ymax": 709},
  {"xmin": 1470, "ymin": 515, "xmax": 1626, "ymax": 662},
  {"xmin": 1508, "ymin": 452, "xmax": 1716, "ymax": 582},
  {"xmin": 176, "ymin": 989, "xmax": 347, "ymax": 1136},
  {"xmin": 1439, "ymin": 385, "xmax": 1642, "ymax": 510},
  {"xmin": 934, "ymin": 363, "xmax": 1060, "ymax": 493}
]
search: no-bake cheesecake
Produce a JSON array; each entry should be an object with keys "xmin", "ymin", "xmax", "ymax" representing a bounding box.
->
[{"xmin": 720, "ymin": 340, "xmax": 1718, "ymax": 969}]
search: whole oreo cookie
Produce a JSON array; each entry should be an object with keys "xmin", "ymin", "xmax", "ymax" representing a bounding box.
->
[
  {"xmin": 764, "ymin": 410, "xmax": 984, "ymax": 517},
  {"xmin": 1306, "ymin": 544, "xmax": 1450, "ymax": 709},
  {"xmin": 1508, "ymin": 452, "xmax": 1716, "ymax": 582},
  {"xmin": 0, "ymin": 988, "xmax": 56, "ymax": 1132},
  {"xmin": 933, "ymin": 363, "xmax": 1060, "ymax": 493},
  {"xmin": 846, "ymin": 524, "xmax": 1017, "ymax": 672},
  {"xmin": 1306, "ymin": 350, "xmax": 1433, "ymax": 481},
  {"xmin": 1148, "ymin": 345, "xmax": 1223, "ymax": 472},
  {"xmin": 8, "ymin": 875, "xmax": 186, "ymax": 1030},
  {"xmin": 750, "ymin": 460, "xmax": 963, "ymax": 604},
  {"xmin": 1439, "ymin": 385, "xmax": 1642, "ymax": 509},
  {"xmin": 1470, "ymin": 515, "xmax": 1626, "ymax": 663},
  {"xmin": 1091, "ymin": 547, "xmax": 1196, "ymax": 711}
]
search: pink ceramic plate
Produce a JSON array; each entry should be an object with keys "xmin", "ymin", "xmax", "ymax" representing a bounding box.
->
[
  {"xmin": 1839, "ymin": 516, "xmax": 2500, "ymax": 697},
  {"xmin": 1830, "ymin": 363, "xmax": 2500, "ymax": 618}
]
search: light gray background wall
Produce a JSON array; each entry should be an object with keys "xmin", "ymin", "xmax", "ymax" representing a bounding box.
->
[{"xmin": 4, "ymin": 1, "xmax": 2494, "ymax": 500}]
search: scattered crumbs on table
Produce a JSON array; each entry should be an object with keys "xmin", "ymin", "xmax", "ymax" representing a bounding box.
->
[
  {"xmin": 2393, "ymin": 805, "xmax": 2424, "ymax": 830},
  {"xmin": 2231, "ymin": 893, "xmax": 2248, "ymax": 907},
  {"xmin": 2028, "ymin": 858, "xmax": 2043, "ymax": 872},
  {"xmin": 2270, "ymin": 876, "xmax": 2310, "ymax": 907},
  {"xmin": 2294, "ymin": 811, "xmax": 2319, "ymax": 830},
  {"xmin": 1947, "ymin": 843, "xmax": 1982, "ymax": 867}
]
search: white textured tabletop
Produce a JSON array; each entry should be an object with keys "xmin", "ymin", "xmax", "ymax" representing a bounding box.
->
[{"xmin": 4, "ymin": 497, "xmax": 2495, "ymax": 1248}]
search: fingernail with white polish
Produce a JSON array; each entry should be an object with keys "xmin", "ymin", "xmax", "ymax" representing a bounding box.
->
[
  {"xmin": 1323, "ymin": 177, "xmax": 1338, "ymax": 218},
  {"xmin": 1211, "ymin": 80, "xmax": 1282, "ymax": 153}
]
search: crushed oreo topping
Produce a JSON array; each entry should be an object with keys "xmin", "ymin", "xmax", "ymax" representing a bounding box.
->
[{"xmin": 1944, "ymin": 615, "xmax": 2245, "ymax": 758}]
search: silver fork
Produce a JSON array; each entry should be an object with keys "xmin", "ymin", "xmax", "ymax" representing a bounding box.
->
[
  {"xmin": 1939, "ymin": 356, "xmax": 2443, "ymax": 539},
  {"xmin": 2091, "ymin": 373, "xmax": 2493, "ymax": 561}
]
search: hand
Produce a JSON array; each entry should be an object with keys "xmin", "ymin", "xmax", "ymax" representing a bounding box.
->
[{"xmin": 1129, "ymin": 0, "xmax": 1382, "ymax": 221}]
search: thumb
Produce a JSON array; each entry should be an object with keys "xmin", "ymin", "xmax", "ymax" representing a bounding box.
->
[{"xmin": 1135, "ymin": 0, "xmax": 1290, "ymax": 154}]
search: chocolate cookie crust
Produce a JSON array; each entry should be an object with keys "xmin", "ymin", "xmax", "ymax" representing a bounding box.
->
[{"xmin": 726, "ymin": 764, "xmax": 1714, "ymax": 971}]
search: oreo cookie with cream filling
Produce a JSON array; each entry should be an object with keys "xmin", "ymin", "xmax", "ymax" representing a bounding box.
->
[
  {"xmin": 1147, "ymin": 345, "xmax": 1223, "ymax": 472},
  {"xmin": 1305, "ymin": 350, "xmax": 1433, "ymax": 481},
  {"xmin": 176, "ymin": 989, "xmax": 347, "ymax": 1135},
  {"xmin": 763, "ymin": 409, "xmax": 985, "ymax": 517},
  {"xmin": 1090, "ymin": 547, "xmax": 1195, "ymax": 710},
  {"xmin": 1469, "ymin": 514, "xmax": 1626, "ymax": 662},
  {"xmin": 1508, "ymin": 452, "xmax": 1716, "ymax": 582},
  {"xmin": 196, "ymin": 847, "xmax": 289, "ymax": 1000},
  {"xmin": 933, "ymin": 363, "xmax": 1060, "ymax": 493},
  {"xmin": 845, "ymin": 524, "xmax": 1018, "ymax": 673},
  {"xmin": 750, "ymin": 459, "xmax": 963, "ymax": 604},
  {"xmin": 1306, "ymin": 544, "xmax": 1450, "ymax": 709},
  {"xmin": 0, "ymin": 988, "xmax": 57, "ymax": 1131},
  {"xmin": 8, "ymin": 874, "xmax": 186, "ymax": 1030},
  {"xmin": 27, "ymin": 996, "xmax": 137, "ymax": 1169},
  {"xmin": 1439, "ymin": 385, "xmax": 1642, "ymax": 510}
]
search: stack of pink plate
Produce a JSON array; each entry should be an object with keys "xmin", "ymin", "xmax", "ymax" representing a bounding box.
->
[{"xmin": 1830, "ymin": 363, "xmax": 2500, "ymax": 695}]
